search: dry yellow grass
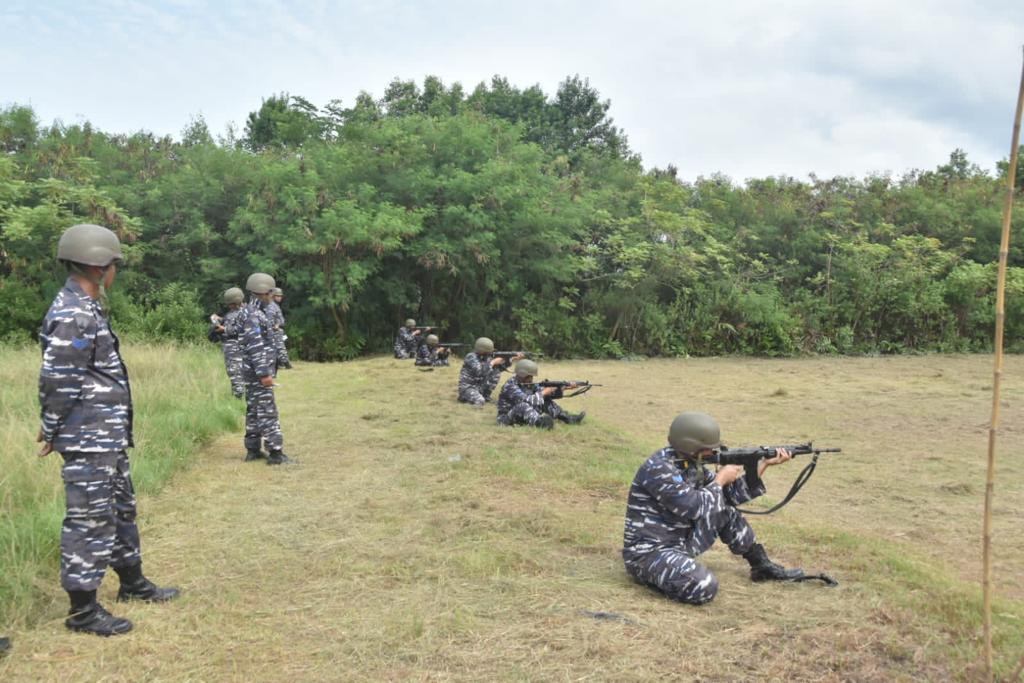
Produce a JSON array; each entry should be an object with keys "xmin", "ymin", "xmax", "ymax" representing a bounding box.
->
[{"xmin": 1, "ymin": 354, "xmax": 1021, "ymax": 682}]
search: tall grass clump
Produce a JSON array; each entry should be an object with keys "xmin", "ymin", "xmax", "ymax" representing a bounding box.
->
[{"xmin": 0, "ymin": 342, "xmax": 240, "ymax": 628}]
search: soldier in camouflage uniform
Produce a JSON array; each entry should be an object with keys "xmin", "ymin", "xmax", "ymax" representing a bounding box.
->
[
  {"xmin": 239, "ymin": 273, "xmax": 294, "ymax": 465},
  {"xmin": 212, "ymin": 287, "xmax": 245, "ymax": 398},
  {"xmin": 414, "ymin": 334, "xmax": 450, "ymax": 367},
  {"xmin": 622, "ymin": 412, "xmax": 804, "ymax": 605},
  {"xmin": 393, "ymin": 318, "xmax": 420, "ymax": 359},
  {"xmin": 496, "ymin": 359, "xmax": 585, "ymax": 428},
  {"xmin": 38, "ymin": 224, "xmax": 179, "ymax": 637},
  {"xmin": 457, "ymin": 338, "xmax": 515, "ymax": 405},
  {"xmin": 266, "ymin": 287, "xmax": 292, "ymax": 371}
]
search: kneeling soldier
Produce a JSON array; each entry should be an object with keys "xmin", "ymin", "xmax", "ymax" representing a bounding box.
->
[
  {"xmin": 622, "ymin": 412, "xmax": 804, "ymax": 605},
  {"xmin": 415, "ymin": 334, "xmax": 450, "ymax": 367},
  {"xmin": 38, "ymin": 224, "xmax": 180, "ymax": 637},
  {"xmin": 457, "ymin": 337, "xmax": 514, "ymax": 405},
  {"xmin": 496, "ymin": 359, "xmax": 585, "ymax": 428}
]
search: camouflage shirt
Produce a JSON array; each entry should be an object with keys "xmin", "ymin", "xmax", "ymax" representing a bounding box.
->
[
  {"xmin": 459, "ymin": 352, "xmax": 504, "ymax": 393},
  {"xmin": 415, "ymin": 344, "xmax": 449, "ymax": 367},
  {"xmin": 496, "ymin": 376, "xmax": 562, "ymax": 416},
  {"xmin": 38, "ymin": 277, "xmax": 134, "ymax": 453},
  {"xmin": 393, "ymin": 326, "xmax": 417, "ymax": 358},
  {"xmin": 237, "ymin": 298, "xmax": 276, "ymax": 378},
  {"xmin": 622, "ymin": 446, "xmax": 765, "ymax": 557}
]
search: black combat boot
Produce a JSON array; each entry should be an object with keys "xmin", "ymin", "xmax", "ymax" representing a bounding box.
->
[
  {"xmin": 65, "ymin": 590, "xmax": 133, "ymax": 636},
  {"xmin": 266, "ymin": 450, "xmax": 297, "ymax": 465},
  {"xmin": 743, "ymin": 543, "xmax": 806, "ymax": 582},
  {"xmin": 536, "ymin": 415, "xmax": 555, "ymax": 430},
  {"xmin": 114, "ymin": 563, "xmax": 181, "ymax": 603},
  {"xmin": 244, "ymin": 448, "xmax": 265, "ymax": 462},
  {"xmin": 556, "ymin": 411, "xmax": 586, "ymax": 425},
  {"xmin": 0, "ymin": 636, "xmax": 10, "ymax": 656}
]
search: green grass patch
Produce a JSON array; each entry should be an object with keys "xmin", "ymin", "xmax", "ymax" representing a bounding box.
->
[{"xmin": 0, "ymin": 342, "xmax": 240, "ymax": 628}]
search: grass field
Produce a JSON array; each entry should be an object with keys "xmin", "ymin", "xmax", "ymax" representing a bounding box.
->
[{"xmin": 1, "ymin": 353, "xmax": 1022, "ymax": 681}]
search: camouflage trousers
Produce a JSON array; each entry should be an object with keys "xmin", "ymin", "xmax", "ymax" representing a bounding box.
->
[
  {"xmin": 274, "ymin": 331, "xmax": 290, "ymax": 367},
  {"xmin": 458, "ymin": 384, "xmax": 497, "ymax": 406},
  {"xmin": 222, "ymin": 340, "xmax": 245, "ymax": 397},
  {"xmin": 623, "ymin": 506, "xmax": 756, "ymax": 605},
  {"xmin": 497, "ymin": 398, "xmax": 566, "ymax": 426},
  {"xmin": 244, "ymin": 380, "xmax": 284, "ymax": 452},
  {"xmin": 60, "ymin": 450, "xmax": 141, "ymax": 592}
]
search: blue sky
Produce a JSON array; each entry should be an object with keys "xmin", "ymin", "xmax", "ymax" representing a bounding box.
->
[{"xmin": 2, "ymin": 0, "xmax": 1022, "ymax": 181}]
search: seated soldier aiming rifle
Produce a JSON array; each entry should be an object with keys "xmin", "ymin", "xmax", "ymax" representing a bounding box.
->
[
  {"xmin": 457, "ymin": 338, "xmax": 522, "ymax": 405},
  {"xmin": 415, "ymin": 334, "xmax": 452, "ymax": 367},
  {"xmin": 622, "ymin": 411, "xmax": 836, "ymax": 605},
  {"xmin": 496, "ymin": 359, "xmax": 587, "ymax": 429}
]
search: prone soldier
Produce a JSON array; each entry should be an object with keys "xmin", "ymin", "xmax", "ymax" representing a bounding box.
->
[
  {"xmin": 239, "ymin": 273, "xmax": 294, "ymax": 465},
  {"xmin": 622, "ymin": 412, "xmax": 820, "ymax": 606},
  {"xmin": 496, "ymin": 359, "xmax": 585, "ymax": 428},
  {"xmin": 211, "ymin": 287, "xmax": 245, "ymax": 398},
  {"xmin": 37, "ymin": 224, "xmax": 180, "ymax": 637},
  {"xmin": 457, "ymin": 337, "xmax": 517, "ymax": 405},
  {"xmin": 415, "ymin": 334, "xmax": 451, "ymax": 367}
]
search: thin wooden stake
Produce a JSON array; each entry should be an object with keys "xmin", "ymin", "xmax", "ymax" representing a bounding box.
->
[{"xmin": 984, "ymin": 47, "xmax": 1024, "ymax": 683}]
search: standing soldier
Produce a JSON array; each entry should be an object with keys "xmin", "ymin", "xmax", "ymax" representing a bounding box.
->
[
  {"xmin": 239, "ymin": 273, "xmax": 294, "ymax": 465},
  {"xmin": 622, "ymin": 412, "xmax": 810, "ymax": 606},
  {"xmin": 266, "ymin": 287, "xmax": 292, "ymax": 371},
  {"xmin": 457, "ymin": 338, "xmax": 516, "ymax": 405},
  {"xmin": 393, "ymin": 318, "xmax": 420, "ymax": 359},
  {"xmin": 212, "ymin": 287, "xmax": 245, "ymax": 398},
  {"xmin": 38, "ymin": 224, "xmax": 179, "ymax": 637},
  {"xmin": 415, "ymin": 334, "xmax": 450, "ymax": 367},
  {"xmin": 496, "ymin": 359, "xmax": 585, "ymax": 428}
]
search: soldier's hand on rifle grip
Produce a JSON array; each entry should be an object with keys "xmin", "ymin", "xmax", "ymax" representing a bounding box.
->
[
  {"xmin": 413, "ymin": 329, "xmax": 421, "ymax": 336},
  {"xmin": 758, "ymin": 448, "xmax": 792, "ymax": 477},
  {"xmin": 491, "ymin": 357, "xmax": 507, "ymax": 368},
  {"xmin": 714, "ymin": 464, "xmax": 744, "ymax": 487},
  {"xmin": 541, "ymin": 386, "xmax": 559, "ymax": 397}
]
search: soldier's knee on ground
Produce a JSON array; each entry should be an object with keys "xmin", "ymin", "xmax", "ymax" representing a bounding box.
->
[{"xmin": 666, "ymin": 568, "xmax": 719, "ymax": 605}]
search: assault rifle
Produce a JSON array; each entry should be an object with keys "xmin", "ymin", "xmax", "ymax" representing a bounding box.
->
[
  {"xmin": 492, "ymin": 351, "xmax": 542, "ymax": 361},
  {"xmin": 533, "ymin": 379, "xmax": 601, "ymax": 397},
  {"xmin": 695, "ymin": 443, "xmax": 841, "ymax": 515}
]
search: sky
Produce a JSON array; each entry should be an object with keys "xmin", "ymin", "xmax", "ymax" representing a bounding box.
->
[{"xmin": 2, "ymin": 0, "xmax": 1022, "ymax": 181}]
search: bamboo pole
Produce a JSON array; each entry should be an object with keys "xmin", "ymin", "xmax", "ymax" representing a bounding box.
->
[{"xmin": 983, "ymin": 48, "xmax": 1024, "ymax": 683}]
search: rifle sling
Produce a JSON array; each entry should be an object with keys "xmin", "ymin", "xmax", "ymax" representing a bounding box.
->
[{"xmin": 735, "ymin": 453, "xmax": 820, "ymax": 516}]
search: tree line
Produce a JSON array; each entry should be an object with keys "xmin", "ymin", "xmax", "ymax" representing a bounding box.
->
[{"xmin": 2, "ymin": 75, "xmax": 1022, "ymax": 359}]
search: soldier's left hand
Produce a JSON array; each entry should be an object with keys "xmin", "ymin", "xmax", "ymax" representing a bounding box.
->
[
  {"xmin": 763, "ymin": 448, "xmax": 792, "ymax": 467},
  {"xmin": 36, "ymin": 429, "xmax": 53, "ymax": 458}
]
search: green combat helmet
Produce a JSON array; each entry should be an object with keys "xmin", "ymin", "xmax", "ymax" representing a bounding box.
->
[
  {"xmin": 272, "ymin": 287, "xmax": 283, "ymax": 296},
  {"xmin": 426, "ymin": 334, "xmax": 439, "ymax": 347},
  {"xmin": 223, "ymin": 287, "xmax": 244, "ymax": 305},
  {"xmin": 405, "ymin": 318, "xmax": 416, "ymax": 328},
  {"xmin": 474, "ymin": 337, "xmax": 495, "ymax": 354},
  {"xmin": 246, "ymin": 272, "xmax": 276, "ymax": 294},
  {"xmin": 57, "ymin": 224, "xmax": 123, "ymax": 267},
  {"xmin": 668, "ymin": 412, "xmax": 722, "ymax": 455},
  {"xmin": 515, "ymin": 359, "xmax": 539, "ymax": 379}
]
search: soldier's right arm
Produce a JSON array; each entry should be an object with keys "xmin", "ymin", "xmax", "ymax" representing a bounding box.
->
[
  {"xmin": 38, "ymin": 311, "xmax": 95, "ymax": 443},
  {"xmin": 240, "ymin": 311, "xmax": 271, "ymax": 377},
  {"xmin": 638, "ymin": 457, "xmax": 725, "ymax": 522}
]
